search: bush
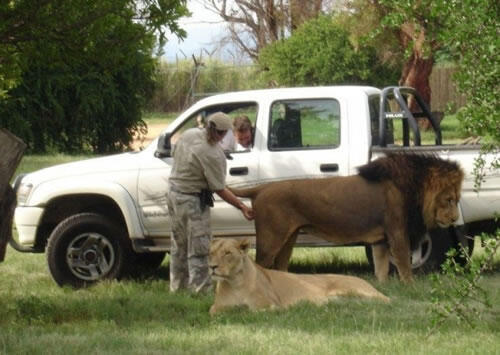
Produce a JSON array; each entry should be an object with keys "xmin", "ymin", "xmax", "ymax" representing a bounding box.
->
[
  {"xmin": 258, "ymin": 15, "xmax": 399, "ymax": 87},
  {"xmin": 0, "ymin": 13, "xmax": 155, "ymax": 154}
]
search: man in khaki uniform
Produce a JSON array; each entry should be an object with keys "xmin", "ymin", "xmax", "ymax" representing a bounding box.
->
[{"xmin": 167, "ymin": 112, "xmax": 254, "ymax": 293}]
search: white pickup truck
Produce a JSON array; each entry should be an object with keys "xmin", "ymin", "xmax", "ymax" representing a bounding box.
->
[{"xmin": 11, "ymin": 86, "xmax": 500, "ymax": 287}]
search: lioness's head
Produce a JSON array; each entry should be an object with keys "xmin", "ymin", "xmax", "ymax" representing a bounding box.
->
[
  {"xmin": 209, "ymin": 238, "xmax": 251, "ymax": 281},
  {"xmin": 423, "ymin": 167, "xmax": 464, "ymax": 228}
]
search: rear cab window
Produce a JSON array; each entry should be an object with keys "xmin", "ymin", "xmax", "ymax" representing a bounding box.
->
[{"xmin": 268, "ymin": 99, "xmax": 341, "ymax": 150}]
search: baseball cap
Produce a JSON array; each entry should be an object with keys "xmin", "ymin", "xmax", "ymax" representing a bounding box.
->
[{"xmin": 207, "ymin": 112, "xmax": 232, "ymax": 130}]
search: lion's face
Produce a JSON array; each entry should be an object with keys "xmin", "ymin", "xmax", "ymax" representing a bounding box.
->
[
  {"xmin": 425, "ymin": 186, "xmax": 461, "ymax": 228},
  {"xmin": 209, "ymin": 239, "xmax": 250, "ymax": 281}
]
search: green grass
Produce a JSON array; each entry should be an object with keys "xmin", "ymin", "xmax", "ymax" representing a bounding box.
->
[
  {"xmin": 143, "ymin": 111, "xmax": 178, "ymax": 126},
  {"xmin": 14, "ymin": 154, "xmax": 94, "ymax": 177},
  {"xmin": 1, "ymin": 242, "xmax": 499, "ymax": 354},
  {"xmin": 393, "ymin": 113, "xmax": 469, "ymax": 145}
]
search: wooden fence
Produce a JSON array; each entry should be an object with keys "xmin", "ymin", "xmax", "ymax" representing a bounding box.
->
[{"xmin": 429, "ymin": 66, "xmax": 466, "ymax": 112}]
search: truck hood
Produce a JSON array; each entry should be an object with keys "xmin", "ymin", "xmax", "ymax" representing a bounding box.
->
[{"xmin": 19, "ymin": 151, "xmax": 143, "ymax": 186}]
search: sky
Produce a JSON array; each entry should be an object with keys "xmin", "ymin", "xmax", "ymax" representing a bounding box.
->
[{"xmin": 162, "ymin": 1, "xmax": 230, "ymax": 62}]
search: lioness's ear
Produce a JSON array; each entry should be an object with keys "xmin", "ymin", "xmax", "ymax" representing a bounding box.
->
[
  {"xmin": 211, "ymin": 238, "xmax": 222, "ymax": 248},
  {"xmin": 239, "ymin": 239, "xmax": 251, "ymax": 254}
]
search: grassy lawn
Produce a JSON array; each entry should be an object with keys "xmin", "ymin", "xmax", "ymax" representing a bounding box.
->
[
  {"xmin": 143, "ymin": 111, "xmax": 179, "ymax": 126},
  {"xmin": 1, "ymin": 241, "xmax": 499, "ymax": 354},
  {"xmin": 392, "ymin": 113, "xmax": 469, "ymax": 145}
]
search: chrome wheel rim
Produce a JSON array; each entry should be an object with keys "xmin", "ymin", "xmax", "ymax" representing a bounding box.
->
[
  {"xmin": 66, "ymin": 233, "xmax": 115, "ymax": 281},
  {"xmin": 410, "ymin": 233, "xmax": 432, "ymax": 269},
  {"xmin": 388, "ymin": 233, "xmax": 432, "ymax": 269}
]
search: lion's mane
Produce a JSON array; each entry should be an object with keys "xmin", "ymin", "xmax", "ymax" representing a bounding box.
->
[{"xmin": 357, "ymin": 153, "xmax": 464, "ymax": 249}]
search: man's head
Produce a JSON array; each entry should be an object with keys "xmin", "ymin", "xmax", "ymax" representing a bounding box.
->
[
  {"xmin": 233, "ymin": 115, "xmax": 253, "ymax": 148},
  {"xmin": 207, "ymin": 112, "xmax": 232, "ymax": 145}
]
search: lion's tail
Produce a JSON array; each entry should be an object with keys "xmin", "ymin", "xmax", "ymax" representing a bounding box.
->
[{"xmin": 228, "ymin": 185, "xmax": 266, "ymax": 199}]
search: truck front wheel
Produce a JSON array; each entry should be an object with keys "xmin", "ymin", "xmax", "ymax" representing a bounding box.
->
[{"xmin": 47, "ymin": 213, "xmax": 133, "ymax": 288}]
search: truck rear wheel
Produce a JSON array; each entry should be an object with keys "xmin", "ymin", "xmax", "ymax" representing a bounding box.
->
[
  {"xmin": 47, "ymin": 213, "xmax": 133, "ymax": 288},
  {"xmin": 365, "ymin": 227, "xmax": 474, "ymax": 274}
]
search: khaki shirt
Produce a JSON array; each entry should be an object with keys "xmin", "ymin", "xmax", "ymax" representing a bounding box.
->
[{"xmin": 169, "ymin": 128, "xmax": 227, "ymax": 193}]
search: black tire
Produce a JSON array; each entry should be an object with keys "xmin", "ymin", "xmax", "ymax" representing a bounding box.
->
[
  {"xmin": 365, "ymin": 226, "xmax": 475, "ymax": 274},
  {"xmin": 46, "ymin": 213, "xmax": 133, "ymax": 288}
]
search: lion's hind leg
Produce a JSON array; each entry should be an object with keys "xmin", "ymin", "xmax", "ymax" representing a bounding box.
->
[
  {"xmin": 372, "ymin": 244, "xmax": 390, "ymax": 282},
  {"xmin": 325, "ymin": 275, "xmax": 390, "ymax": 303},
  {"xmin": 346, "ymin": 287, "xmax": 390, "ymax": 303}
]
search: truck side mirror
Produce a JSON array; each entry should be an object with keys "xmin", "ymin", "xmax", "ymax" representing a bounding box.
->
[
  {"xmin": 223, "ymin": 150, "xmax": 233, "ymax": 160},
  {"xmin": 155, "ymin": 132, "xmax": 172, "ymax": 158}
]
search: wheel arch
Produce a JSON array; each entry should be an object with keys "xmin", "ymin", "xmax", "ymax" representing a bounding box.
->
[{"xmin": 35, "ymin": 185, "xmax": 144, "ymax": 250}]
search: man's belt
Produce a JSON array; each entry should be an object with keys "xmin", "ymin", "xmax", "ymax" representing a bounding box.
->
[{"xmin": 169, "ymin": 185, "xmax": 214, "ymax": 211}]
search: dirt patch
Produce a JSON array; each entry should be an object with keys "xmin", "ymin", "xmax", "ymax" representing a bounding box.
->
[{"xmin": 132, "ymin": 123, "xmax": 165, "ymax": 151}]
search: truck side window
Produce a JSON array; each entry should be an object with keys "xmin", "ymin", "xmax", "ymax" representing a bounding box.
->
[
  {"xmin": 171, "ymin": 102, "xmax": 258, "ymax": 147},
  {"xmin": 269, "ymin": 99, "xmax": 340, "ymax": 150}
]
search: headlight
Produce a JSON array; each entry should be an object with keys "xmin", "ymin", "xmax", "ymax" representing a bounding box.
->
[
  {"xmin": 16, "ymin": 182, "xmax": 33, "ymax": 205},
  {"xmin": 12, "ymin": 174, "xmax": 32, "ymax": 206}
]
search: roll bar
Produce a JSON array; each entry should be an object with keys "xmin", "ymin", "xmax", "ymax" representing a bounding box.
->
[{"xmin": 378, "ymin": 86, "xmax": 442, "ymax": 147}]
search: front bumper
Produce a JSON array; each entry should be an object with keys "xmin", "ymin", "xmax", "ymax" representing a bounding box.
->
[{"xmin": 14, "ymin": 206, "xmax": 44, "ymax": 246}]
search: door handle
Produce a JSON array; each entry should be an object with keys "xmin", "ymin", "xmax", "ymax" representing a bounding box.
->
[
  {"xmin": 320, "ymin": 163, "xmax": 338, "ymax": 173},
  {"xmin": 229, "ymin": 167, "xmax": 249, "ymax": 176}
]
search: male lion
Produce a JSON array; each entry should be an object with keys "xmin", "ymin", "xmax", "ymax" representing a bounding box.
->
[
  {"xmin": 229, "ymin": 153, "xmax": 464, "ymax": 283},
  {"xmin": 209, "ymin": 238, "xmax": 389, "ymax": 315}
]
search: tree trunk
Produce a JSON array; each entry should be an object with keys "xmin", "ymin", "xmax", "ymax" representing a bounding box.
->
[
  {"xmin": 265, "ymin": 0, "xmax": 278, "ymax": 42},
  {"xmin": 0, "ymin": 128, "xmax": 26, "ymax": 262},
  {"xmin": 398, "ymin": 23, "xmax": 435, "ymax": 131},
  {"xmin": 290, "ymin": 0, "xmax": 323, "ymax": 30},
  {"xmin": 399, "ymin": 54, "xmax": 434, "ymax": 130}
]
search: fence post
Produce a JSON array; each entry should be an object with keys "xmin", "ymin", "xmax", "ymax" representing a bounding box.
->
[{"xmin": 0, "ymin": 128, "xmax": 26, "ymax": 262}]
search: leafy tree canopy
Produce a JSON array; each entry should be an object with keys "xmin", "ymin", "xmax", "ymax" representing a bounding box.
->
[
  {"xmin": 258, "ymin": 15, "xmax": 399, "ymax": 87},
  {"xmin": 437, "ymin": 0, "xmax": 499, "ymax": 145},
  {"xmin": 1, "ymin": 0, "xmax": 188, "ymax": 94},
  {"xmin": 0, "ymin": 0, "xmax": 189, "ymax": 153}
]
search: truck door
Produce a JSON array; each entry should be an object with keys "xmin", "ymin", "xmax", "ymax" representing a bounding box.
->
[
  {"xmin": 258, "ymin": 98, "xmax": 348, "ymax": 182},
  {"xmin": 211, "ymin": 106, "xmax": 260, "ymax": 236},
  {"xmin": 137, "ymin": 102, "xmax": 260, "ymax": 237}
]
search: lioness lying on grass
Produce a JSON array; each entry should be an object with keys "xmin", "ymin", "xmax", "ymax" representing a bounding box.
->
[{"xmin": 208, "ymin": 238, "xmax": 389, "ymax": 315}]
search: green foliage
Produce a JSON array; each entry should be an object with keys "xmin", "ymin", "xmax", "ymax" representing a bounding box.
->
[
  {"xmin": 436, "ymin": 0, "xmax": 499, "ymax": 146},
  {"xmin": 0, "ymin": 24, "xmax": 154, "ymax": 153},
  {"xmin": 376, "ymin": 0, "xmax": 445, "ymax": 57},
  {"xmin": 340, "ymin": 0, "xmax": 403, "ymax": 69},
  {"xmin": 0, "ymin": 0, "xmax": 188, "ymax": 154},
  {"xmin": 434, "ymin": 0, "xmax": 500, "ymax": 288},
  {"xmin": 258, "ymin": 15, "xmax": 399, "ymax": 87},
  {"xmin": 429, "ymin": 232, "xmax": 500, "ymax": 333}
]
